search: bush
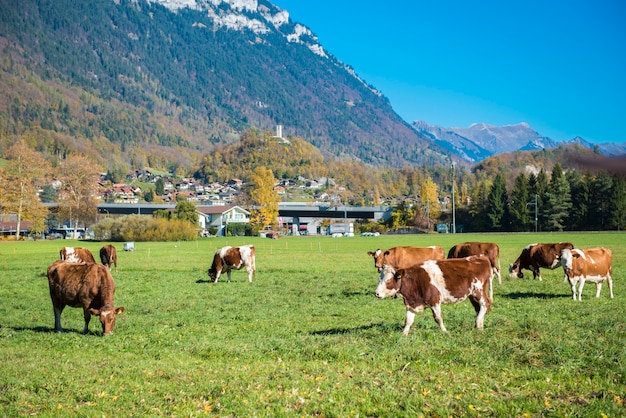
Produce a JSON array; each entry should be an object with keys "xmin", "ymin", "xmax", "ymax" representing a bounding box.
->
[{"xmin": 91, "ymin": 215, "xmax": 198, "ymax": 241}]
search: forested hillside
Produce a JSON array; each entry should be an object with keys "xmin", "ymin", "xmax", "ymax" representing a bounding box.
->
[{"xmin": 0, "ymin": 0, "xmax": 450, "ymax": 173}]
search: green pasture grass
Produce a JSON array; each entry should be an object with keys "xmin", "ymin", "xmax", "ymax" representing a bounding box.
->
[{"xmin": 0, "ymin": 233, "xmax": 624, "ymax": 416}]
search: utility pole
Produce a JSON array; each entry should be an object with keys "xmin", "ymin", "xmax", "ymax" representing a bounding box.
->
[
  {"xmin": 451, "ymin": 163, "xmax": 456, "ymax": 234},
  {"xmin": 526, "ymin": 194, "xmax": 538, "ymax": 232}
]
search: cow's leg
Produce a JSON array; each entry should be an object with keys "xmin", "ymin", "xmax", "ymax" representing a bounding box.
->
[
  {"xmin": 488, "ymin": 275, "xmax": 493, "ymax": 299},
  {"xmin": 82, "ymin": 308, "xmax": 91, "ymax": 334},
  {"xmin": 608, "ymin": 274, "xmax": 614, "ymax": 298},
  {"xmin": 53, "ymin": 305, "xmax": 64, "ymax": 332},
  {"xmin": 430, "ymin": 304, "xmax": 447, "ymax": 332},
  {"xmin": 568, "ymin": 278, "xmax": 577, "ymax": 300},
  {"xmin": 495, "ymin": 260, "xmax": 502, "ymax": 285},
  {"xmin": 213, "ymin": 270, "xmax": 221, "ymax": 283},
  {"xmin": 226, "ymin": 271, "xmax": 232, "ymax": 282},
  {"xmin": 595, "ymin": 282, "xmax": 602, "ymax": 298},
  {"xmin": 246, "ymin": 266, "xmax": 253, "ymax": 282},
  {"xmin": 402, "ymin": 309, "xmax": 416, "ymax": 335},
  {"xmin": 577, "ymin": 280, "xmax": 586, "ymax": 301},
  {"xmin": 475, "ymin": 297, "xmax": 488, "ymax": 330},
  {"xmin": 532, "ymin": 266, "xmax": 542, "ymax": 281}
]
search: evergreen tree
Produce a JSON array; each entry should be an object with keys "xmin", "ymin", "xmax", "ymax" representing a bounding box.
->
[
  {"xmin": 609, "ymin": 175, "xmax": 626, "ymax": 231},
  {"xmin": 589, "ymin": 172, "xmax": 613, "ymax": 230},
  {"xmin": 155, "ymin": 178, "xmax": 165, "ymax": 196},
  {"xmin": 544, "ymin": 163, "xmax": 572, "ymax": 231},
  {"xmin": 509, "ymin": 173, "xmax": 531, "ymax": 231},
  {"xmin": 566, "ymin": 170, "xmax": 589, "ymax": 230},
  {"xmin": 486, "ymin": 174, "xmax": 509, "ymax": 231},
  {"xmin": 40, "ymin": 184, "xmax": 58, "ymax": 203},
  {"xmin": 469, "ymin": 180, "xmax": 490, "ymax": 231}
]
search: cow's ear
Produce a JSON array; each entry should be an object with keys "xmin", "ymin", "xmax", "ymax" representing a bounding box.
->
[
  {"xmin": 367, "ymin": 251, "xmax": 374, "ymax": 256},
  {"xmin": 384, "ymin": 250, "xmax": 390, "ymax": 257},
  {"xmin": 395, "ymin": 270, "xmax": 404, "ymax": 279},
  {"xmin": 89, "ymin": 308, "xmax": 101, "ymax": 316},
  {"xmin": 116, "ymin": 307, "xmax": 126, "ymax": 315}
]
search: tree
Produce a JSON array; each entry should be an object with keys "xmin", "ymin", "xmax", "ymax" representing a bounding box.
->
[
  {"xmin": 534, "ymin": 169, "xmax": 550, "ymax": 231},
  {"xmin": 155, "ymin": 178, "xmax": 165, "ymax": 196},
  {"xmin": 486, "ymin": 174, "xmax": 509, "ymax": 231},
  {"xmin": 0, "ymin": 142, "xmax": 49, "ymax": 239},
  {"xmin": 249, "ymin": 166, "xmax": 279, "ymax": 231},
  {"xmin": 40, "ymin": 184, "xmax": 58, "ymax": 203},
  {"xmin": 566, "ymin": 170, "xmax": 589, "ymax": 230},
  {"xmin": 57, "ymin": 155, "xmax": 101, "ymax": 236},
  {"xmin": 509, "ymin": 172, "xmax": 531, "ymax": 231},
  {"xmin": 419, "ymin": 177, "xmax": 439, "ymax": 227},
  {"xmin": 609, "ymin": 175, "xmax": 626, "ymax": 231},
  {"xmin": 544, "ymin": 163, "xmax": 571, "ymax": 231},
  {"xmin": 589, "ymin": 172, "xmax": 613, "ymax": 230},
  {"xmin": 469, "ymin": 180, "xmax": 491, "ymax": 231},
  {"xmin": 174, "ymin": 199, "xmax": 198, "ymax": 225}
]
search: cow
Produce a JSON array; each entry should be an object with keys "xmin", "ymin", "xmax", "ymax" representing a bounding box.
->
[
  {"xmin": 560, "ymin": 247, "xmax": 613, "ymax": 301},
  {"xmin": 447, "ymin": 241, "xmax": 501, "ymax": 298},
  {"xmin": 60, "ymin": 246, "xmax": 96, "ymax": 264},
  {"xmin": 375, "ymin": 255, "xmax": 493, "ymax": 335},
  {"xmin": 509, "ymin": 242, "xmax": 574, "ymax": 281},
  {"xmin": 47, "ymin": 260, "xmax": 125, "ymax": 336},
  {"xmin": 99, "ymin": 244, "xmax": 118, "ymax": 272},
  {"xmin": 367, "ymin": 246, "xmax": 445, "ymax": 272},
  {"xmin": 208, "ymin": 245, "xmax": 256, "ymax": 283}
]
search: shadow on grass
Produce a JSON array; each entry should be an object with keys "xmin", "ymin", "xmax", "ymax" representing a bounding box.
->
[
  {"xmin": 500, "ymin": 291, "xmax": 569, "ymax": 300},
  {"xmin": 1, "ymin": 325, "xmax": 103, "ymax": 336},
  {"xmin": 310, "ymin": 322, "xmax": 401, "ymax": 336}
]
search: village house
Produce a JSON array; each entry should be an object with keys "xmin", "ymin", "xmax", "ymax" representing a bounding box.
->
[{"xmin": 196, "ymin": 205, "xmax": 250, "ymax": 236}]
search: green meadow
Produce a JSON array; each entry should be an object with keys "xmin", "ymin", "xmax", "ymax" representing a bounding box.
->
[{"xmin": 0, "ymin": 233, "xmax": 624, "ymax": 417}]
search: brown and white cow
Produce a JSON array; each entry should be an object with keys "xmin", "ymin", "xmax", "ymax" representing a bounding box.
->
[
  {"xmin": 60, "ymin": 246, "xmax": 96, "ymax": 264},
  {"xmin": 99, "ymin": 244, "xmax": 118, "ymax": 272},
  {"xmin": 509, "ymin": 242, "xmax": 574, "ymax": 281},
  {"xmin": 367, "ymin": 246, "xmax": 445, "ymax": 272},
  {"xmin": 208, "ymin": 245, "xmax": 256, "ymax": 283},
  {"xmin": 560, "ymin": 247, "xmax": 613, "ymax": 301},
  {"xmin": 448, "ymin": 241, "xmax": 501, "ymax": 298},
  {"xmin": 375, "ymin": 255, "xmax": 492, "ymax": 335},
  {"xmin": 47, "ymin": 260, "xmax": 125, "ymax": 335}
]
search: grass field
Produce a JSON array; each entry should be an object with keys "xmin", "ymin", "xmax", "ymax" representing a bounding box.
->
[{"xmin": 0, "ymin": 233, "xmax": 624, "ymax": 416}]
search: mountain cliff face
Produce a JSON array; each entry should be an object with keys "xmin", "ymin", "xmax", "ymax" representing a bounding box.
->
[{"xmin": 0, "ymin": 0, "xmax": 452, "ymax": 169}]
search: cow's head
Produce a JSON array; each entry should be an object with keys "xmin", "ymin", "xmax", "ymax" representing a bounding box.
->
[
  {"xmin": 559, "ymin": 248, "xmax": 584, "ymax": 276},
  {"xmin": 207, "ymin": 267, "xmax": 217, "ymax": 280},
  {"xmin": 90, "ymin": 305, "xmax": 125, "ymax": 336},
  {"xmin": 375, "ymin": 265, "xmax": 400, "ymax": 298},
  {"xmin": 367, "ymin": 249, "xmax": 388, "ymax": 272},
  {"xmin": 508, "ymin": 263, "xmax": 523, "ymax": 278}
]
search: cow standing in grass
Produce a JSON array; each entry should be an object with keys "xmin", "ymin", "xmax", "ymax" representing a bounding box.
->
[
  {"xmin": 560, "ymin": 247, "xmax": 613, "ymax": 301},
  {"xmin": 208, "ymin": 245, "xmax": 256, "ymax": 283},
  {"xmin": 367, "ymin": 246, "xmax": 445, "ymax": 272},
  {"xmin": 60, "ymin": 246, "xmax": 96, "ymax": 264},
  {"xmin": 100, "ymin": 244, "xmax": 118, "ymax": 272},
  {"xmin": 47, "ymin": 260, "xmax": 125, "ymax": 335},
  {"xmin": 509, "ymin": 242, "xmax": 574, "ymax": 281},
  {"xmin": 375, "ymin": 255, "xmax": 492, "ymax": 335},
  {"xmin": 448, "ymin": 241, "xmax": 501, "ymax": 298}
]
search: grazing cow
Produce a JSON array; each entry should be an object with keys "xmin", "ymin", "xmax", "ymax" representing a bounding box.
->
[
  {"xmin": 367, "ymin": 246, "xmax": 445, "ymax": 272},
  {"xmin": 509, "ymin": 242, "xmax": 574, "ymax": 281},
  {"xmin": 448, "ymin": 241, "xmax": 501, "ymax": 298},
  {"xmin": 208, "ymin": 245, "xmax": 256, "ymax": 283},
  {"xmin": 560, "ymin": 247, "xmax": 613, "ymax": 301},
  {"xmin": 375, "ymin": 256, "xmax": 492, "ymax": 335},
  {"xmin": 47, "ymin": 260, "xmax": 125, "ymax": 335},
  {"xmin": 60, "ymin": 246, "xmax": 96, "ymax": 264},
  {"xmin": 99, "ymin": 244, "xmax": 118, "ymax": 272}
]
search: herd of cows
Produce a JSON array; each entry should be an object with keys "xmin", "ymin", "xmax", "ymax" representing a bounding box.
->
[{"xmin": 45, "ymin": 241, "xmax": 613, "ymax": 337}]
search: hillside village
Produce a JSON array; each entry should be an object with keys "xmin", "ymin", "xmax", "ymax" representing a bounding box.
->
[{"xmin": 104, "ymin": 169, "xmax": 343, "ymax": 206}]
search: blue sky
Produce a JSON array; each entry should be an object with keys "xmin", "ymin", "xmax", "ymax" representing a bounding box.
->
[{"xmin": 272, "ymin": 0, "xmax": 626, "ymax": 144}]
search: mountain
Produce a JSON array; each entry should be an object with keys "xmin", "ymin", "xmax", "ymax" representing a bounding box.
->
[
  {"xmin": 0, "ymin": 0, "xmax": 453, "ymax": 169},
  {"xmin": 412, "ymin": 121, "xmax": 558, "ymax": 162}
]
